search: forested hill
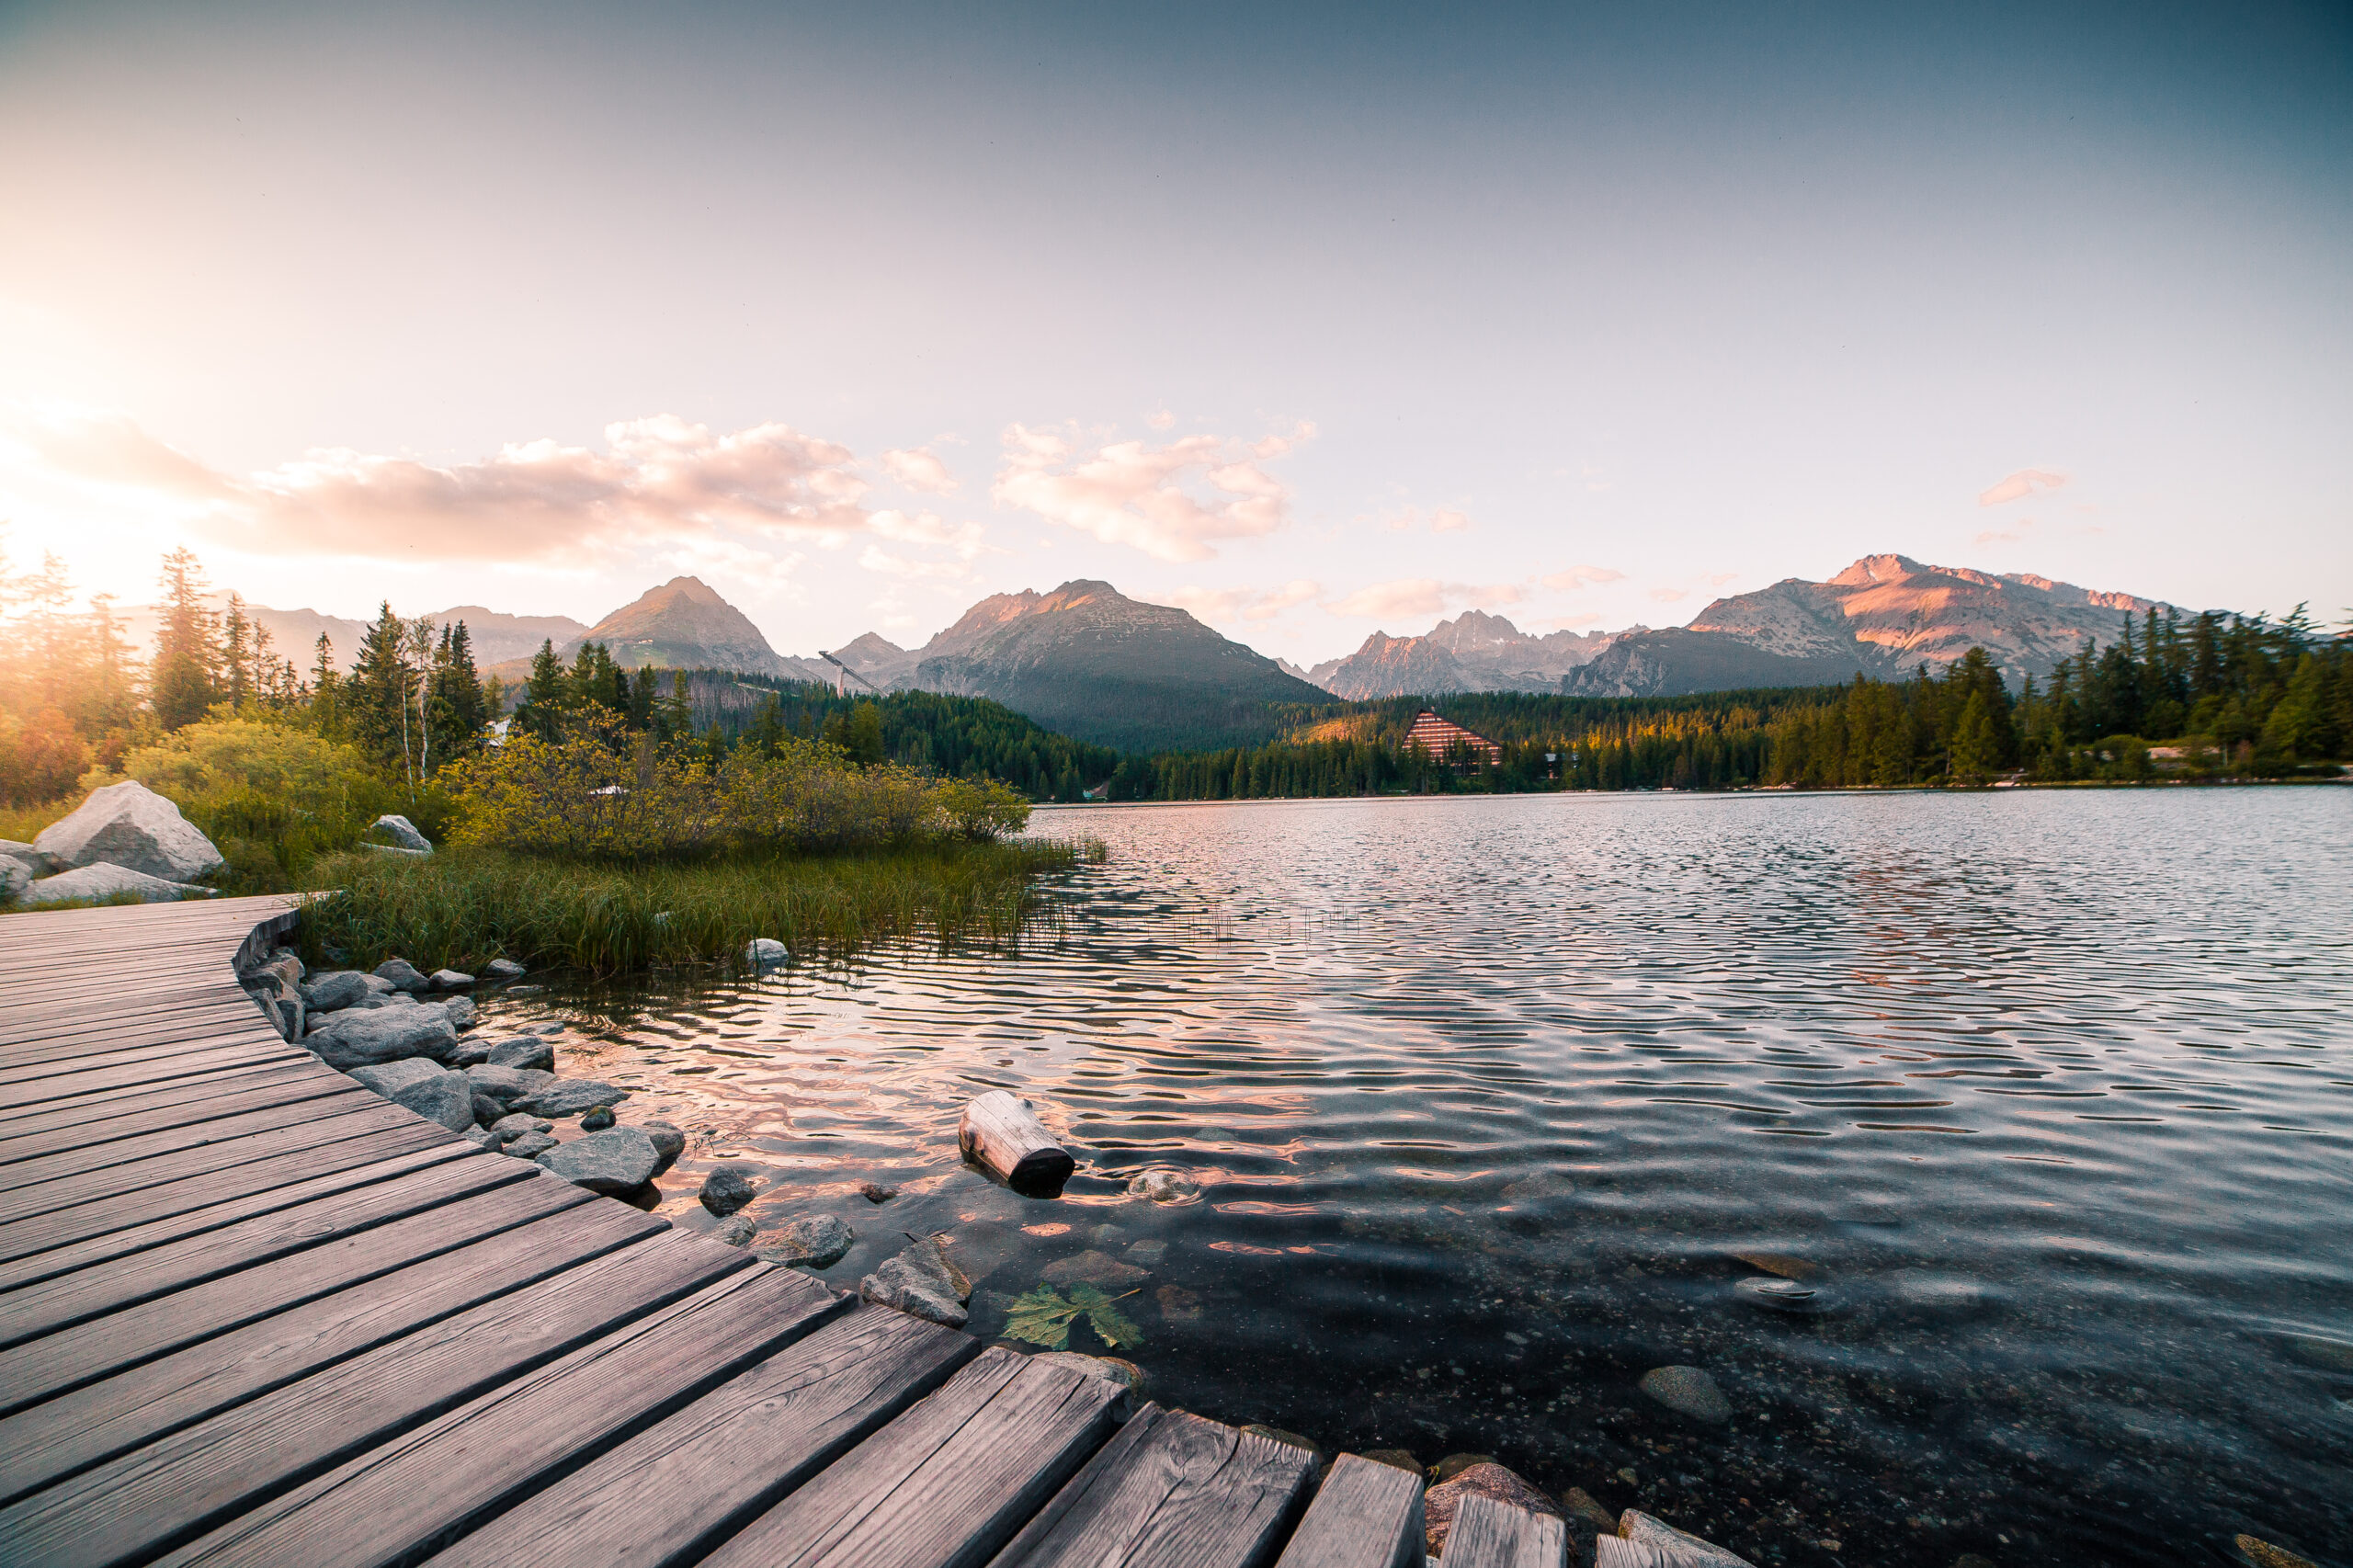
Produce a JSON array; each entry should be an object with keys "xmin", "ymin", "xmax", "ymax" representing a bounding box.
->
[{"xmin": 681, "ymin": 672, "xmax": 1121, "ymax": 801}]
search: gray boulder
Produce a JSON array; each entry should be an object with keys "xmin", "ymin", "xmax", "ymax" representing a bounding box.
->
[
  {"xmin": 439, "ymin": 996, "xmax": 478, "ymax": 1031},
  {"xmin": 33, "ymin": 780, "xmax": 223, "ymax": 882},
  {"xmin": 537, "ymin": 1127, "xmax": 660, "ymax": 1194},
  {"xmin": 18, "ymin": 862, "xmax": 213, "ymax": 906},
  {"xmin": 429, "ymin": 969, "xmax": 473, "ymax": 990},
  {"xmin": 503, "ymin": 1131, "xmax": 558, "ymax": 1159},
  {"xmin": 757, "ymin": 1213, "xmax": 855, "ymax": 1268},
  {"xmin": 347, "ymin": 1058, "xmax": 449, "ymax": 1096},
  {"xmin": 301, "ymin": 971, "xmax": 384, "ymax": 1012},
  {"xmin": 859, "ymin": 1234, "xmax": 971, "ymax": 1327},
  {"xmin": 699, "ymin": 1165, "xmax": 757, "ymax": 1216},
  {"xmin": 368, "ymin": 813, "xmax": 433, "ymax": 853},
  {"xmin": 303, "ymin": 1006, "xmax": 460, "ymax": 1070},
  {"xmin": 462, "ymin": 1126, "xmax": 501, "ymax": 1150},
  {"xmin": 515, "ymin": 1079, "xmax": 631, "ymax": 1119},
  {"xmin": 0, "ymin": 859, "xmax": 27, "ymax": 902},
  {"xmin": 374, "ymin": 958, "xmax": 430, "ymax": 993},
  {"xmin": 464, "ymin": 1063, "xmax": 557, "ymax": 1109},
  {"xmin": 580, "ymin": 1106, "xmax": 615, "ymax": 1131},
  {"xmin": 483, "ymin": 958, "xmax": 527, "ymax": 980},
  {"xmin": 242, "ymin": 953, "xmax": 306, "ymax": 1040},
  {"xmin": 486, "ymin": 1036, "xmax": 555, "ymax": 1071},
  {"xmin": 709, "ymin": 1214, "xmax": 758, "ymax": 1247},
  {"xmin": 744, "ymin": 937, "xmax": 786, "ymax": 967},
  {"xmin": 471, "ymin": 1093, "xmax": 505, "ymax": 1127},
  {"xmin": 344, "ymin": 991, "xmax": 419, "ymax": 1012},
  {"xmin": 491, "ymin": 1111, "xmax": 553, "ymax": 1142},
  {"xmin": 640, "ymin": 1120, "xmax": 685, "ymax": 1172},
  {"xmin": 0, "ymin": 839, "xmax": 57, "ymax": 880},
  {"xmin": 446, "ymin": 1037, "xmax": 496, "ymax": 1068},
  {"xmin": 355, "ymin": 1062, "xmax": 474, "ymax": 1132}
]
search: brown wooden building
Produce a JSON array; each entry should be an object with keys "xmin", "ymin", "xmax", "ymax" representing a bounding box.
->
[{"xmin": 1404, "ymin": 708, "xmax": 1502, "ymax": 767}]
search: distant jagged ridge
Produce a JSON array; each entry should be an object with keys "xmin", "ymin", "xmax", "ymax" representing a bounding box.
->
[{"xmin": 1309, "ymin": 610, "xmax": 1616, "ymax": 699}]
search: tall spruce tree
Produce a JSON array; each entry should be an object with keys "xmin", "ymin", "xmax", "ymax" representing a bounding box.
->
[
  {"xmin": 347, "ymin": 603, "xmax": 414, "ymax": 778},
  {"xmin": 152, "ymin": 548, "xmax": 219, "ymax": 730}
]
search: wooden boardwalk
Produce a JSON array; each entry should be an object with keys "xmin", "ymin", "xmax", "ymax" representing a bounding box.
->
[{"xmin": 0, "ymin": 896, "xmax": 1477, "ymax": 1568}]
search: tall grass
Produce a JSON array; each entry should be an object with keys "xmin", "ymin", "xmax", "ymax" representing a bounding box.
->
[{"xmin": 297, "ymin": 836, "xmax": 1108, "ymax": 976}]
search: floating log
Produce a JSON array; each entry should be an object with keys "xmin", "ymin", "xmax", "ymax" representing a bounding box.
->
[{"xmin": 958, "ymin": 1090, "xmax": 1074, "ymax": 1197}]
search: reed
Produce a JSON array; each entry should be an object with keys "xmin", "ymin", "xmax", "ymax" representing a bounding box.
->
[{"xmin": 295, "ymin": 836, "xmax": 1107, "ymax": 976}]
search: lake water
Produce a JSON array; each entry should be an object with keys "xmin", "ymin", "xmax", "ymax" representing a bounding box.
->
[{"xmin": 497, "ymin": 789, "xmax": 2353, "ymax": 1567}]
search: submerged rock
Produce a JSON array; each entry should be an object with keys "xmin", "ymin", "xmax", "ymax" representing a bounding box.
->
[
  {"xmin": 1733, "ymin": 1276, "xmax": 1834, "ymax": 1315},
  {"xmin": 1619, "ymin": 1510, "xmax": 1756, "ymax": 1567},
  {"xmin": 1639, "ymin": 1365, "xmax": 1732, "ymax": 1424},
  {"xmin": 33, "ymin": 779, "xmax": 223, "ymax": 882},
  {"xmin": 1729, "ymin": 1249, "xmax": 1824, "ymax": 1282},
  {"xmin": 580, "ymin": 1106, "xmax": 615, "ymax": 1131},
  {"xmin": 699, "ymin": 1165, "xmax": 757, "ymax": 1216},
  {"xmin": 1425, "ymin": 1463, "xmax": 1559, "ymax": 1555},
  {"xmin": 1040, "ymin": 1251, "xmax": 1147, "ymax": 1289},
  {"xmin": 1887, "ymin": 1268, "xmax": 1995, "ymax": 1319},
  {"xmin": 2236, "ymin": 1534, "xmax": 2319, "ymax": 1568},
  {"xmin": 859, "ymin": 1182, "xmax": 898, "ymax": 1203},
  {"xmin": 1563, "ymin": 1488, "xmax": 1620, "ymax": 1532},
  {"xmin": 537, "ymin": 1127, "xmax": 661, "ymax": 1194},
  {"xmin": 1156, "ymin": 1284, "xmax": 1202, "ymax": 1322},
  {"xmin": 757, "ymin": 1213, "xmax": 855, "ymax": 1268},
  {"xmin": 2280, "ymin": 1332, "xmax": 2353, "ymax": 1371},
  {"xmin": 1125, "ymin": 1167, "xmax": 1201, "ymax": 1205},
  {"xmin": 860, "ymin": 1234, "xmax": 971, "ymax": 1326},
  {"xmin": 744, "ymin": 937, "xmax": 786, "ymax": 967}
]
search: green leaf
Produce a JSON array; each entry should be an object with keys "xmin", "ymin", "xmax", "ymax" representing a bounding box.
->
[
  {"xmin": 1069, "ymin": 1283, "xmax": 1143, "ymax": 1348},
  {"xmin": 999, "ymin": 1284, "xmax": 1144, "ymax": 1352}
]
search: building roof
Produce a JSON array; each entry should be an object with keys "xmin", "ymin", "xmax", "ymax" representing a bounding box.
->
[{"xmin": 1404, "ymin": 707, "xmax": 1501, "ymax": 764}]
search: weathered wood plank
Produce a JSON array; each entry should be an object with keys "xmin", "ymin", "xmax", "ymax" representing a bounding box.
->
[
  {"xmin": 158, "ymin": 1263, "xmax": 850, "ymax": 1568},
  {"xmin": 0, "ymin": 995, "xmax": 269, "ymax": 1051},
  {"xmin": 0, "ymin": 1085, "xmax": 383, "ymax": 1197},
  {"xmin": 1441, "ymin": 1494, "xmax": 1568, "ymax": 1568},
  {"xmin": 0, "ymin": 1148, "xmax": 530, "ymax": 1354},
  {"xmin": 0, "ymin": 1228, "xmax": 752, "ymax": 1568},
  {"xmin": 425, "ymin": 1303, "xmax": 983, "ymax": 1568},
  {"xmin": 0, "ymin": 1199, "xmax": 666, "ymax": 1508},
  {"xmin": 0, "ymin": 1127, "xmax": 457, "ymax": 1279},
  {"xmin": 986, "ymin": 1403, "xmax": 1319, "ymax": 1568},
  {"xmin": 0, "ymin": 1069, "xmax": 357, "ymax": 1167},
  {"xmin": 959, "ymin": 1089, "xmax": 1075, "ymax": 1196},
  {"xmin": 700, "ymin": 1345, "xmax": 1127, "ymax": 1568},
  {"xmin": 0, "ymin": 1060, "xmax": 326, "ymax": 1142},
  {"xmin": 0, "ymin": 1164, "xmax": 581, "ymax": 1412},
  {"xmin": 0, "ymin": 1043, "xmax": 313, "ymax": 1115},
  {"xmin": 0, "ymin": 1023, "xmax": 291, "ymax": 1081},
  {"xmin": 1274, "ymin": 1455, "xmax": 1426, "ymax": 1568},
  {"xmin": 0, "ymin": 1098, "xmax": 425, "ymax": 1229}
]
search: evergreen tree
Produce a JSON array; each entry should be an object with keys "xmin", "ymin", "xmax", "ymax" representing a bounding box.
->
[
  {"xmin": 152, "ymin": 548, "xmax": 218, "ymax": 730},
  {"xmin": 347, "ymin": 603, "xmax": 414, "ymax": 778},
  {"xmin": 309, "ymin": 634, "xmax": 343, "ymax": 740}
]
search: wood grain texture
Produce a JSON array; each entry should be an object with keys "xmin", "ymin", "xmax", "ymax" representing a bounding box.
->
[
  {"xmin": 0, "ymin": 1061, "xmax": 328, "ymax": 1143},
  {"xmin": 0, "ymin": 1098, "xmax": 426, "ymax": 1228},
  {"xmin": 0, "ymin": 1043, "xmax": 313, "ymax": 1114},
  {"xmin": 426, "ymin": 1303, "xmax": 983, "ymax": 1568},
  {"xmin": 1273, "ymin": 1456, "xmax": 1426, "ymax": 1568},
  {"xmin": 701, "ymin": 1345, "xmax": 1127, "ymax": 1568},
  {"xmin": 986, "ymin": 1403, "xmax": 1319, "ymax": 1568},
  {"xmin": 958, "ymin": 1090, "xmax": 1074, "ymax": 1197},
  {"xmin": 0, "ymin": 1088, "xmax": 375, "ymax": 1198},
  {"xmin": 1440, "ymin": 1494, "xmax": 1568, "ymax": 1568},
  {"xmin": 0, "ymin": 1200, "xmax": 665, "ymax": 1507},
  {"xmin": 0, "ymin": 1149, "xmax": 531, "ymax": 1355},
  {"xmin": 0, "ymin": 1230, "xmax": 753, "ymax": 1568},
  {"xmin": 0, "ymin": 1129, "xmax": 458, "ymax": 1280},
  {"xmin": 0, "ymin": 1164, "xmax": 582, "ymax": 1412},
  {"xmin": 0, "ymin": 1071, "xmax": 359, "ymax": 1168},
  {"xmin": 151, "ymin": 1261, "xmax": 846, "ymax": 1568}
]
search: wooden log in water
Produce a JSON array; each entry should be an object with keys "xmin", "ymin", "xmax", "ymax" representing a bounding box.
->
[{"xmin": 958, "ymin": 1090, "xmax": 1075, "ymax": 1196}]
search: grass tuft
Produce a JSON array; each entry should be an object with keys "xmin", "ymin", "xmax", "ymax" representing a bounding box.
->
[{"xmin": 295, "ymin": 836, "xmax": 1107, "ymax": 976}]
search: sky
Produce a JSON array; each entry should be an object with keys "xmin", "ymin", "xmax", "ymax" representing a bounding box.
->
[{"xmin": 1, "ymin": 0, "xmax": 2347, "ymax": 665}]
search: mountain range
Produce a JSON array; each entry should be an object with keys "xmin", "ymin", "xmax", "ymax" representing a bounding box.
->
[{"xmin": 169, "ymin": 551, "xmax": 2196, "ymax": 747}]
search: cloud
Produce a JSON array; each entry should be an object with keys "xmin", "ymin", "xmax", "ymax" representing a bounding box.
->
[
  {"xmin": 1973, "ymin": 517, "xmax": 2038, "ymax": 548},
  {"xmin": 1166, "ymin": 579, "xmax": 1322, "ymax": 624},
  {"xmin": 879, "ymin": 448, "xmax": 959, "ymax": 494},
  {"xmin": 1323, "ymin": 578, "xmax": 1525, "ymax": 619},
  {"xmin": 1978, "ymin": 468, "xmax": 2069, "ymax": 506},
  {"xmin": 990, "ymin": 419, "xmax": 1314, "ymax": 562},
  {"xmin": 869, "ymin": 508, "xmax": 985, "ymax": 560},
  {"xmin": 1145, "ymin": 409, "xmax": 1176, "ymax": 430},
  {"xmin": 1647, "ymin": 586, "xmax": 1688, "ymax": 602},
  {"xmin": 1704, "ymin": 572, "xmax": 1737, "ymax": 587},
  {"xmin": 1380, "ymin": 506, "xmax": 1472, "ymax": 534},
  {"xmin": 1541, "ymin": 563, "xmax": 1625, "ymax": 591},
  {"xmin": 14, "ymin": 409, "xmax": 898, "ymax": 565},
  {"xmin": 858, "ymin": 545, "xmax": 967, "ymax": 579}
]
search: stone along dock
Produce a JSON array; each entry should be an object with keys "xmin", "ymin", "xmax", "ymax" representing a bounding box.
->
[{"xmin": 0, "ymin": 895, "xmax": 1617, "ymax": 1568}]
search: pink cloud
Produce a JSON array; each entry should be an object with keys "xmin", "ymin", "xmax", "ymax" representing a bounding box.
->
[
  {"xmin": 1978, "ymin": 468, "xmax": 2069, "ymax": 506},
  {"xmin": 1166, "ymin": 579, "xmax": 1322, "ymax": 624},
  {"xmin": 991, "ymin": 420, "xmax": 1314, "ymax": 562},
  {"xmin": 1647, "ymin": 586, "xmax": 1688, "ymax": 603},
  {"xmin": 1541, "ymin": 563, "xmax": 1624, "ymax": 591},
  {"xmin": 879, "ymin": 447, "xmax": 959, "ymax": 494},
  {"xmin": 1323, "ymin": 578, "xmax": 1525, "ymax": 619}
]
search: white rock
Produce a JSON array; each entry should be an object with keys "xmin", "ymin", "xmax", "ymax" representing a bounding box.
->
[
  {"xmin": 744, "ymin": 937, "xmax": 787, "ymax": 967},
  {"xmin": 0, "ymin": 840, "xmax": 56, "ymax": 879},
  {"xmin": 369, "ymin": 813, "xmax": 433, "ymax": 853},
  {"xmin": 17, "ymin": 862, "xmax": 213, "ymax": 906},
  {"xmin": 33, "ymin": 780, "xmax": 223, "ymax": 882}
]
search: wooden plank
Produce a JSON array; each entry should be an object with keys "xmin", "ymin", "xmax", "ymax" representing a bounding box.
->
[
  {"xmin": 0, "ymin": 994, "xmax": 268, "ymax": 1049},
  {"xmin": 1441, "ymin": 1495, "xmax": 1568, "ymax": 1568},
  {"xmin": 0, "ymin": 1085, "xmax": 379, "ymax": 1196},
  {"xmin": 0, "ymin": 1128, "xmax": 458, "ymax": 1280},
  {"xmin": 426, "ymin": 1303, "xmax": 984, "ymax": 1568},
  {"xmin": 0, "ymin": 1199, "xmax": 666, "ymax": 1507},
  {"xmin": 1274, "ymin": 1456, "xmax": 1426, "ymax": 1568},
  {"xmin": 0, "ymin": 1098, "xmax": 426, "ymax": 1229},
  {"xmin": 699, "ymin": 1346, "xmax": 1128, "ymax": 1568},
  {"xmin": 0, "ymin": 1035, "xmax": 299, "ymax": 1096},
  {"xmin": 0, "ymin": 1043, "xmax": 314, "ymax": 1115},
  {"xmin": 0, "ymin": 1164, "xmax": 585, "ymax": 1412},
  {"xmin": 986, "ymin": 1403, "xmax": 1319, "ymax": 1568},
  {"xmin": 158, "ymin": 1264, "xmax": 851, "ymax": 1568},
  {"xmin": 0, "ymin": 1020, "xmax": 289, "ymax": 1079},
  {"xmin": 0, "ymin": 1070, "xmax": 357, "ymax": 1166},
  {"xmin": 0, "ymin": 1148, "xmax": 530, "ymax": 1354},
  {"xmin": 0, "ymin": 1229, "xmax": 752, "ymax": 1568},
  {"xmin": 0, "ymin": 1060, "xmax": 326, "ymax": 1142}
]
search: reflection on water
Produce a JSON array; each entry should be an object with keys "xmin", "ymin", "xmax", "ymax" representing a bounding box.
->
[{"xmin": 492, "ymin": 790, "xmax": 2352, "ymax": 1567}]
